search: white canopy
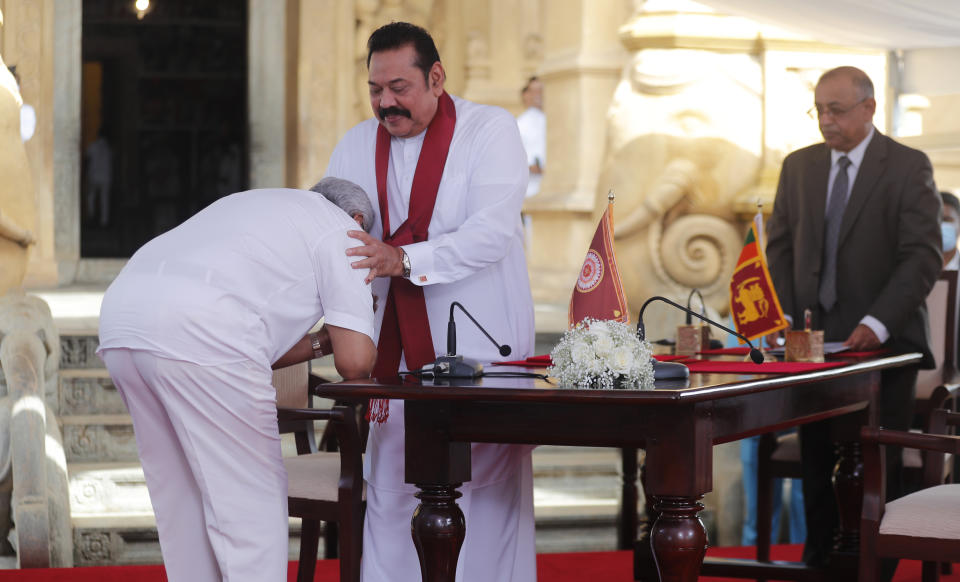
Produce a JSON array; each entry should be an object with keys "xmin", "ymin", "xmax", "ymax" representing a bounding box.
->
[{"xmin": 700, "ymin": 0, "xmax": 960, "ymax": 49}]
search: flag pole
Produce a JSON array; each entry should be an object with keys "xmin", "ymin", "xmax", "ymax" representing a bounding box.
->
[
  {"xmin": 754, "ymin": 198, "xmax": 764, "ymax": 249},
  {"xmin": 608, "ymin": 189, "xmax": 615, "ymax": 228}
]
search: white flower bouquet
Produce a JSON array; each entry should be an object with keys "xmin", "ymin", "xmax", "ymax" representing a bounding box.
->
[{"xmin": 548, "ymin": 318, "xmax": 655, "ymax": 390}]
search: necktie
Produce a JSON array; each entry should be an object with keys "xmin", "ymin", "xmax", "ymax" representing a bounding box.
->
[{"xmin": 819, "ymin": 155, "xmax": 851, "ymax": 311}]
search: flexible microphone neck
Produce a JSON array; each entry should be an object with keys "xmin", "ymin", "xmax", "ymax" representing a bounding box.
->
[
  {"xmin": 685, "ymin": 288, "xmax": 705, "ymax": 325},
  {"xmin": 637, "ymin": 295, "xmax": 764, "ymax": 364},
  {"xmin": 448, "ymin": 301, "xmax": 512, "ymax": 358}
]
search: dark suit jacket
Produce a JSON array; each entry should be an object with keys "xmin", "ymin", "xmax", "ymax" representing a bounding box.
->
[{"xmin": 766, "ymin": 130, "xmax": 942, "ymax": 368}]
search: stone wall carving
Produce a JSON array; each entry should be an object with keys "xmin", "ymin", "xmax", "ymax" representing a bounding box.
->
[
  {"xmin": 58, "ymin": 335, "xmax": 103, "ymax": 370},
  {"xmin": 62, "ymin": 422, "xmax": 137, "ymax": 463},
  {"xmin": 74, "ymin": 531, "xmax": 113, "ymax": 564},
  {"xmin": 59, "ymin": 375, "xmax": 123, "ymax": 416},
  {"xmin": 597, "ymin": 46, "xmax": 764, "ymax": 339}
]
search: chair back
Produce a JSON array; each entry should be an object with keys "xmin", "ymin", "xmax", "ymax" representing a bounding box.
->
[
  {"xmin": 916, "ymin": 270, "xmax": 959, "ymax": 400},
  {"xmin": 272, "ymin": 361, "xmax": 310, "ymax": 409}
]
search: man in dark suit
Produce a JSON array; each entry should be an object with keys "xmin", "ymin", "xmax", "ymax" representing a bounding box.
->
[{"xmin": 766, "ymin": 66, "xmax": 942, "ymax": 571}]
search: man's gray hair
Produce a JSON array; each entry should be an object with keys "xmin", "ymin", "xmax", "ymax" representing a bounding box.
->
[{"xmin": 310, "ymin": 177, "xmax": 375, "ymax": 232}]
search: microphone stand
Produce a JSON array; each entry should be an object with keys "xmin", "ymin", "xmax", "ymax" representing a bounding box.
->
[
  {"xmin": 429, "ymin": 302, "xmax": 513, "ymax": 379},
  {"xmin": 637, "ymin": 295, "xmax": 766, "ymax": 380}
]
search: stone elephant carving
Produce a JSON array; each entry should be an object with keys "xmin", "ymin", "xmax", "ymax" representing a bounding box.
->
[
  {"xmin": 597, "ymin": 49, "xmax": 765, "ymax": 341},
  {"xmin": 0, "ymin": 293, "xmax": 72, "ymax": 567}
]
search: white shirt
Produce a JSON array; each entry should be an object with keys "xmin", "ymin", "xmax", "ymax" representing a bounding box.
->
[
  {"xmin": 516, "ymin": 106, "xmax": 546, "ymax": 198},
  {"xmin": 326, "ymin": 94, "xmax": 535, "ymax": 369},
  {"xmin": 97, "ymin": 189, "xmax": 375, "ymax": 369},
  {"xmin": 827, "ymin": 127, "xmax": 889, "ymax": 343}
]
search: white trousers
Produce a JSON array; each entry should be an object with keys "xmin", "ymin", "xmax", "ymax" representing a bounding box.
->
[
  {"xmin": 361, "ymin": 399, "xmax": 537, "ymax": 582},
  {"xmin": 100, "ymin": 348, "xmax": 288, "ymax": 582}
]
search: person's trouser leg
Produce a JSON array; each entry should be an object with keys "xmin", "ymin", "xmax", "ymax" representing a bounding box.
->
[
  {"xmin": 799, "ymin": 418, "xmax": 837, "ymax": 567},
  {"xmin": 102, "ymin": 349, "xmax": 288, "ymax": 582},
  {"xmin": 787, "ymin": 478, "xmax": 806, "ymax": 544},
  {"xmin": 101, "ymin": 348, "xmax": 221, "ymax": 581},
  {"xmin": 740, "ymin": 436, "xmax": 784, "ymax": 546}
]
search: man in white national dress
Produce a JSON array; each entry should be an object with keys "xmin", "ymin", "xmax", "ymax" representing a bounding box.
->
[
  {"xmin": 97, "ymin": 179, "xmax": 378, "ymax": 582},
  {"xmin": 324, "ymin": 21, "xmax": 537, "ymax": 582}
]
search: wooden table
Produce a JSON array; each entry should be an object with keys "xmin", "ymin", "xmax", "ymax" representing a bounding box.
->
[{"xmin": 314, "ymin": 354, "xmax": 920, "ymax": 582}]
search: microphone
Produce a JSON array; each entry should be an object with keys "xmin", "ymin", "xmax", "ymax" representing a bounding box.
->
[
  {"xmin": 637, "ymin": 295, "xmax": 765, "ymax": 365},
  {"xmin": 430, "ymin": 302, "xmax": 512, "ymax": 378}
]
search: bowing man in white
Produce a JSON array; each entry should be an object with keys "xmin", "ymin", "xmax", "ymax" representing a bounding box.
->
[
  {"xmin": 96, "ymin": 178, "xmax": 378, "ymax": 582},
  {"xmin": 325, "ymin": 22, "xmax": 537, "ymax": 582}
]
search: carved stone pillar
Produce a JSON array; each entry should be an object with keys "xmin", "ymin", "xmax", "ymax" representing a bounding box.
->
[
  {"xmin": 249, "ymin": 0, "xmax": 287, "ymax": 189},
  {"xmin": 285, "ymin": 0, "xmax": 358, "ymax": 188},
  {"xmin": 523, "ymin": 0, "xmax": 629, "ymax": 313}
]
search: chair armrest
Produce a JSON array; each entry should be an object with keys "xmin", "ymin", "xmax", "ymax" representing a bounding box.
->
[
  {"xmin": 860, "ymin": 425, "xmax": 960, "ymax": 456},
  {"xmin": 279, "ymin": 406, "xmax": 363, "ymax": 466},
  {"xmin": 860, "ymin": 408, "xmax": 960, "ymax": 522},
  {"xmin": 308, "ymin": 372, "xmax": 333, "ymax": 392}
]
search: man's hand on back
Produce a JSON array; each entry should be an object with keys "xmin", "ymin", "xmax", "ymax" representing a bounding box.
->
[{"xmin": 346, "ymin": 231, "xmax": 404, "ymax": 283}]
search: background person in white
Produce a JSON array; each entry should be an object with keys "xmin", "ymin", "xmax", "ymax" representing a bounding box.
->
[
  {"xmin": 517, "ymin": 76, "xmax": 545, "ymax": 199},
  {"xmin": 517, "ymin": 76, "xmax": 545, "ymax": 247},
  {"xmin": 324, "ymin": 22, "xmax": 536, "ymax": 582},
  {"xmin": 96, "ymin": 178, "xmax": 378, "ymax": 582}
]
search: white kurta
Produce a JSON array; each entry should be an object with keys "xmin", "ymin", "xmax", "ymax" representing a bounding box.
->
[
  {"xmin": 97, "ymin": 189, "xmax": 375, "ymax": 582},
  {"xmin": 326, "ymin": 95, "xmax": 537, "ymax": 582}
]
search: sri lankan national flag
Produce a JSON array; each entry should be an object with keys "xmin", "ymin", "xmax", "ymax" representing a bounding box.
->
[
  {"xmin": 568, "ymin": 200, "xmax": 629, "ymax": 327},
  {"xmin": 729, "ymin": 211, "xmax": 788, "ymax": 341}
]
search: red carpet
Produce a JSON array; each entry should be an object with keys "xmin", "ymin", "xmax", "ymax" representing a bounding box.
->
[{"xmin": 0, "ymin": 546, "xmax": 954, "ymax": 581}]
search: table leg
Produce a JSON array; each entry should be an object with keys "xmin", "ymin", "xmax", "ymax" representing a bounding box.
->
[
  {"xmin": 829, "ymin": 439, "xmax": 863, "ymax": 578},
  {"xmin": 411, "ymin": 484, "xmax": 465, "ymax": 582},
  {"xmin": 650, "ymin": 496, "xmax": 707, "ymax": 582}
]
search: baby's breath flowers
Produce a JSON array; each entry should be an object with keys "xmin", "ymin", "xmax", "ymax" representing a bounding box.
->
[{"xmin": 548, "ymin": 318, "xmax": 654, "ymax": 389}]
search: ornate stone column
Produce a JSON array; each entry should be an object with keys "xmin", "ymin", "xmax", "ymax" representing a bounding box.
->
[
  {"xmin": 523, "ymin": 0, "xmax": 630, "ymax": 319},
  {"xmin": 249, "ymin": 0, "xmax": 287, "ymax": 189},
  {"xmin": 284, "ymin": 0, "xmax": 358, "ymax": 187}
]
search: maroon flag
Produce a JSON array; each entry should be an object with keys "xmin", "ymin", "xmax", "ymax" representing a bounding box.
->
[{"xmin": 568, "ymin": 201, "xmax": 629, "ymax": 326}]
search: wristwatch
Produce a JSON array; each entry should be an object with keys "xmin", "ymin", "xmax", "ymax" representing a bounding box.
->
[
  {"xmin": 310, "ymin": 332, "xmax": 324, "ymax": 359},
  {"xmin": 399, "ymin": 247, "xmax": 412, "ymax": 279}
]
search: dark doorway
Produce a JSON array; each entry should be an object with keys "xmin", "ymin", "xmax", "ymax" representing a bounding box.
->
[{"xmin": 81, "ymin": 0, "xmax": 248, "ymax": 258}]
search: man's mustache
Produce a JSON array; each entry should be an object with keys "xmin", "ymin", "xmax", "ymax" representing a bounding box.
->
[{"xmin": 379, "ymin": 107, "xmax": 412, "ymax": 120}]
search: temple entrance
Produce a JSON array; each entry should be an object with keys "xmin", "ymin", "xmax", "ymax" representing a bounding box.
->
[{"xmin": 80, "ymin": 0, "xmax": 248, "ymax": 258}]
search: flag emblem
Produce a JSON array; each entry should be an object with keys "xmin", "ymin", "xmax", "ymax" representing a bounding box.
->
[{"xmin": 577, "ymin": 250, "xmax": 604, "ymax": 292}]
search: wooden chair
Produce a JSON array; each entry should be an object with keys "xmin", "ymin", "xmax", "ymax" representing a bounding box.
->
[
  {"xmin": 273, "ymin": 363, "xmax": 365, "ymax": 582},
  {"xmin": 905, "ymin": 270, "xmax": 960, "ymax": 488},
  {"xmin": 756, "ymin": 270, "xmax": 960, "ymax": 563},
  {"xmin": 859, "ymin": 409, "xmax": 960, "ymax": 582}
]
